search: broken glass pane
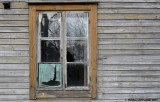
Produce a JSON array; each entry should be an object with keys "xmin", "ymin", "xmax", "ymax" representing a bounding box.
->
[
  {"xmin": 66, "ymin": 13, "xmax": 88, "ymax": 37},
  {"xmin": 39, "ymin": 64, "xmax": 62, "ymax": 88},
  {"xmin": 41, "ymin": 40, "xmax": 60, "ymax": 62},
  {"xmin": 67, "ymin": 63, "xmax": 87, "ymax": 86},
  {"xmin": 67, "ymin": 40, "xmax": 87, "ymax": 62},
  {"xmin": 39, "ymin": 13, "xmax": 61, "ymax": 37}
]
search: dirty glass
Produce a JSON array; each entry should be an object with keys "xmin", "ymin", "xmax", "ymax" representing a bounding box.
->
[
  {"xmin": 67, "ymin": 40, "xmax": 87, "ymax": 62},
  {"xmin": 67, "ymin": 63, "xmax": 87, "ymax": 86},
  {"xmin": 66, "ymin": 13, "xmax": 88, "ymax": 37},
  {"xmin": 39, "ymin": 13, "xmax": 61, "ymax": 37},
  {"xmin": 41, "ymin": 40, "xmax": 60, "ymax": 62},
  {"xmin": 39, "ymin": 64, "xmax": 62, "ymax": 88}
]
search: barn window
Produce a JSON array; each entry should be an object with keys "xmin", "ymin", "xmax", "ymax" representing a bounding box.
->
[{"xmin": 29, "ymin": 4, "xmax": 97, "ymax": 99}]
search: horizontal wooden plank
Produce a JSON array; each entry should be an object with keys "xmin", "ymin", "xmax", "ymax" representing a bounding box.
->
[
  {"xmin": 98, "ymin": 76, "xmax": 160, "ymax": 82},
  {"xmin": 98, "ymin": 71, "xmax": 160, "ymax": 76},
  {"xmin": 0, "ymin": 95, "xmax": 29, "ymax": 101},
  {"xmin": 98, "ymin": 93, "xmax": 160, "ymax": 99},
  {"xmin": 0, "ymin": 89, "xmax": 28, "ymax": 95},
  {"xmin": 98, "ymin": 34, "xmax": 160, "ymax": 39},
  {"xmin": 0, "ymin": 83, "xmax": 29, "ymax": 89},
  {"xmin": 0, "ymin": 15, "xmax": 28, "ymax": 20},
  {"xmin": 0, "ymin": 70, "xmax": 29, "ymax": 76},
  {"xmin": 0, "ymin": 9, "xmax": 28, "ymax": 14},
  {"xmin": 0, "ymin": 51, "xmax": 29, "ymax": 56},
  {"xmin": 98, "ymin": 14, "xmax": 160, "ymax": 19},
  {"xmin": 0, "ymin": 100, "xmax": 128, "ymax": 102},
  {"xmin": 98, "ymin": 82, "xmax": 160, "ymax": 88},
  {"xmin": 98, "ymin": 44, "xmax": 160, "ymax": 50},
  {"xmin": 0, "ymin": 57, "xmax": 29, "ymax": 63},
  {"xmin": 98, "ymin": 88, "xmax": 160, "ymax": 93},
  {"xmin": 98, "ymin": 39, "xmax": 160, "ymax": 44},
  {"xmin": 0, "ymin": 2, "xmax": 28, "ymax": 9},
  {"xmin": 98, "ymin": 27, "xmax": 160, "ymax": 33},
  {"xmin": 0, "ymin": 45, "xmax": 29, "ymax": 51},
  {"xmin": 98, "ymin": 49, "xmax": 160, "ymax": 55},
  {"xmin": 98, "ymin": 56, "xmax": 160, "ymax": 64},
  {"xmin": 0, "ymin": 21, "xmax": 28, "ymax": 26},
  {"xmin": 98, "ymin": 3, "xmax": 160, "ymax": 8},
  {"xmin": 0, "ymin": 64, "xmax": 29, "ymax": 70},
  {"xmin": 0, "ymin": 33, "xmax": 29, "ymax": 38},
  {"xmin": 98, "ymin": 20, "xmax": 160, "ymax": 26},
  {"xmin": 0, "ymin": 27, "xmax": 28, "ymax": 32},
  {"xmin": 0, "ymin": 77, "xmax": 29, "ymax": 82},
  {"xmin": 0, "ymin": 39, "xmax": 29, "ymax": 44},
  {"xmin": 26, "ymin": 0, "xmax": 160, "ymax": 3},
  {"xmin": 98, "ymin": 9, "xmax": 160, "ymax": 14},
  {"xmin": 98, "ymin": 64, "xmax": 160, "ymax": 70}
]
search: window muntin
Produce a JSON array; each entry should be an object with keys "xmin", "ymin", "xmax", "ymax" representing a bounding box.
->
[{"xmin": 37, "ymin": 11, "xmax": 90, "ymax": 90}]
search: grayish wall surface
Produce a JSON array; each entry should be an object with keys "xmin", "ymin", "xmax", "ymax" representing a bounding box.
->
[{"xmin": 0, "ymin": 0, "xmax": 160, "ymax": 102}]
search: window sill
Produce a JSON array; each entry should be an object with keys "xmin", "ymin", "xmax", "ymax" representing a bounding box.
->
[{"xmin": 36, "ymin": 90, "xmax": 91, "ymax": 99}]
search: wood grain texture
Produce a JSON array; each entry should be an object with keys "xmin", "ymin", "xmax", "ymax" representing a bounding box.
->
[
  {"xmin": 98, "ymin": 56, "xmax": 160, "ymax": 64},
  {"xmin": 98, "ymin": 70, "xmax": 160, "ymax": 77},
  {"xmin": 0, "ymin": 15, "xmax": 29, "ymax": 20},
  {"xmin": 98, "ymin": 27, "xmax": 160, "ymax": 33},
  {"xmin": 98, "ymin": 64, "xmax": 160, "ymax": 70},
  {"xmin": 0, "ymin": 51, "xmax": 29, "ymax": 56},
  {"xmin": 0, "ymin": 2, "xmax": 28, "ymax": 9},
  {"xmin": 0, "ymin": 27, "xmax": 28, "ymax": 32},
  {"xmin": 0, "ymin": 77, "xmax": 29, "ymax": 82},
  {"xmin": 98, "ymin": 14, "xmax": 160, "ymax": 20},
  {"xmin": 0, "ymin": 9, "xmax": 28, "ymax": 14},
  {"xmin": 98, "ymin": 93, "xmax": 160, "ymax": 99},
  {"xmin": 98, "ymin": 3, "xmax": 160, "ymax": 8},
  {"xmin": 90, "ymin": 4, "xmax": 97, "ymax": 99},
  {"xmin": 0, "ymin": 33, "xmax": 29, "ymax": 38},
  {"xmin": 98, "ymin": 44, "xmax": 160, "ymax": 50},
  {"xmin": 29, "ymin": 5, "xmax": 36, "ymax": 100},
  {"xmin": 98, "ymin": 20, "xmax": 160, "ymax": 26},
  {"xmin": 0, "ymin": 45, "xmax": 29, "ymax": 51},
  {"xmin": 0, "ymin": 21, "xmax": 28, "ymax": 26},
  {"xmin": 0, "ymin": 39, "xmax": 29, "ymax": 44},
  {"xmin": 98, "ymin": 82, "xmax": 160, "ymax": 88},
  {"xmin": 98, "ymin": 8, "xmax": 160, "ymax": 14},
  {"xmin": 98, "ymin": 76, "xmax": 160, "ymax": 82},
  {"xmin": 98, "ymin": 34, "xmax": 160, "ymax": 39}
]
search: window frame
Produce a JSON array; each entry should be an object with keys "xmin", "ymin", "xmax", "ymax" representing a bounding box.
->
[{"xmin": 29, "ymin": 4, "xmax": 97, "ymax": 100}]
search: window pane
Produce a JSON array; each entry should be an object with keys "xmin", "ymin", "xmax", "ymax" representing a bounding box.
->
[
  {"xmin": 41, "ymin": 40, "xmax": 60, "ymax": 62},
  {"xmin": 67, "ymin": 63, "xmax": 87, "ymax": 87},
  {"xmin": 66, "ymin": 13, "xmax": 88, "ymax": 37},
  {"xmin": 39, "ymin": 13, "xmax": 61, "ymax": 37},
  {"xmin": 67, "ymin": 40, "xmax": 87, "ymax": 62},
  {"xmin": 39, "ymin": 64, "xmax": 62, "ymax": 88}
]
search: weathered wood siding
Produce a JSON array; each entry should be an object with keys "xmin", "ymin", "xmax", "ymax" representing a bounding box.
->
[{"xmin": 0, "ymin": 0, "xmax": 160, "ymax": 102}]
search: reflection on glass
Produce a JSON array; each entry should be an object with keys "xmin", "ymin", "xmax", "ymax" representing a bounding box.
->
[
  {"xmin": 67, "ymin": 63, "xmax": 87, "ymax": 86},
  {"xmin": 67, "ymin": 40, "xmax": 87, "ymax": 62},
  {"xmin": 66, "ymin": 13, "xmax": 88, "ymax": 37},
  {"xmin": 39, "ymin": 64, "xmax": 62, "ymax": 88},
  {"xmin": 41, "ymin": 40, "xmax": 60, "ymax": 62},
  {"xmin": 40, "ymin": 13, "xmax": 61, "ymax": 37}
]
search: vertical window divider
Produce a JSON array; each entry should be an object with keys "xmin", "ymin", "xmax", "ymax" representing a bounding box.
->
[{"xmin": 62, "ymin": 11, "xmax": 67, "ymax": 90}]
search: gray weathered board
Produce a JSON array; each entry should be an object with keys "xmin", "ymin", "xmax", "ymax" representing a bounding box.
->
[{"xmin": 0, "ymin": 1, "xmax": 160, "ymax": 102}]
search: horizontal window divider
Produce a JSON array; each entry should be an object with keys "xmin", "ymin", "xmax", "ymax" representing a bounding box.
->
[
  {"xmin": 66, "ymin": 87, "xmax": 90, "ymax": 90},
  {"xmin": 40, "ymin": 37, "xmax": 61, "ymax": 40},
  {"xmin": 37, "ymin": 88, "xmax": 63, "ymax": 91},
  {"xmin": 38, "ymin": 62, "xmax": 62, "ymax": 64},
  {"xmin": 66, "ymin": 62, "xmax": 88, "ymax": 64},
  {"xmin": 67, "ymin": 37, "xmax": 87, "ymax": 40}
]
